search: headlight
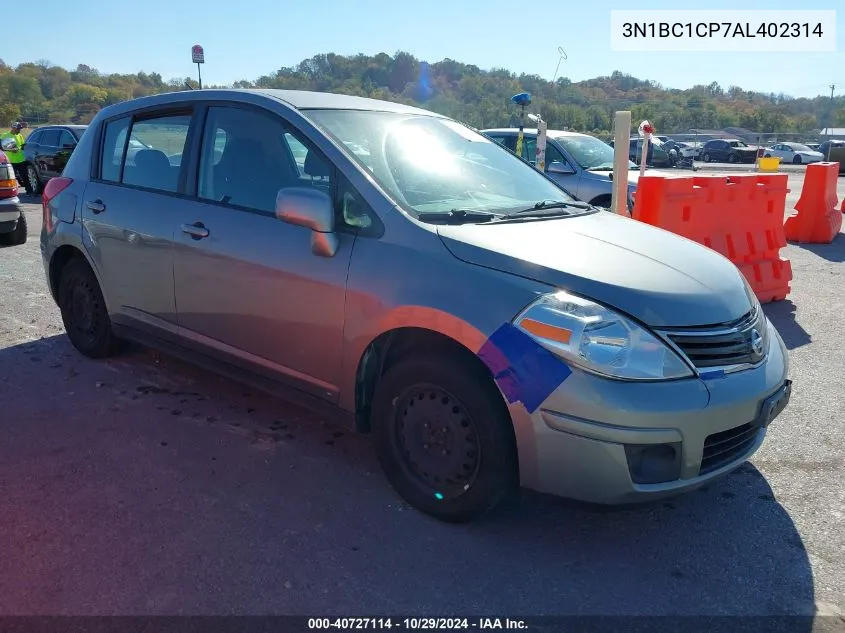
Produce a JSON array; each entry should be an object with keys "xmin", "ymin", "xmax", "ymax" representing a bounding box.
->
[{"xmin": 513, "ymin": 291, "xmax": 694, "ymax": 380}]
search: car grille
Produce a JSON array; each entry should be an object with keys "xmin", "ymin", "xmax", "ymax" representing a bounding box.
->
[
  {"xmin": 661, "ymin": 309, "xmax": 767, "ymax": 370},
  {"xmin": 700, "ymin": 423, "xmax": 760, "ymax": 474}
]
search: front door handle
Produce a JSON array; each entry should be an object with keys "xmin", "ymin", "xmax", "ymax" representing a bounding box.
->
[
  {"xmin": 86, "ymin": 200, "xmax": 106, "ymax": 214},
  {"xmin": 181, "ymin": 222, "xmax": 209, "ymax": 240}
]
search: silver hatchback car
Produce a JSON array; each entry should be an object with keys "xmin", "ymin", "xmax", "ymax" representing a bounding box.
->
[{"xmin": 41, "ymin": 89, "xmax": 791, "ymax": 522}]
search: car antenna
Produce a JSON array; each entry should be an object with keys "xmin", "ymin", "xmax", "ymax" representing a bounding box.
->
[{"xmin": 184, "ymin": 81, "xmax": 194, "ymax": 90}]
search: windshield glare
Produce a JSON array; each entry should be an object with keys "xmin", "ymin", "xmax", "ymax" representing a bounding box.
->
[
  {"xmin": 555, "ymin": 134, "xmax": 635, "ymax": 170},
  {"xmin": 789, "ymin": 143, "xmax": 812, "ymax": 152},
  {"xmin": 303, "ymin": 109, "xmax": 576, "ymax": 215}
]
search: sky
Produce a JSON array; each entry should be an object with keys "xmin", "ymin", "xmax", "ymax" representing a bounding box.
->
[{"xmin": 5, "ymin": 0, "xmax": 843, "ymax": 99}]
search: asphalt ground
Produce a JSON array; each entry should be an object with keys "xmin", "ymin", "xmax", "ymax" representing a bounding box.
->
[{"xmin": 0, "ymin": 179, "xmax": 843, "ymax": 621}]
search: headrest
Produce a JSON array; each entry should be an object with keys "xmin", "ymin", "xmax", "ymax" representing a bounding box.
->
[
  {"xmin": 134, "ymin": 149, "xmax": 171, "ymax": 170},
  {"xmin": 304, "ymin": 150, "xmax": 330, "ymax": 178}
]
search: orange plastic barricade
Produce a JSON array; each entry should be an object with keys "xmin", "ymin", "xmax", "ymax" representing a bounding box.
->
[
  {"xmin": 632, "ymin": 174, "xmax": 792, "ymax": 303},
  {"xmin": 783, "ymin": 162, "xmax": 843, "ymax": 243}
]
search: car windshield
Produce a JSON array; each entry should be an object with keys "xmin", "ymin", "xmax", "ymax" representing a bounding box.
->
[
  {"xmin": 304, "ymin": 109, "xmax": 578, "ymax": 215},
  {"xmin": 554, "ymin": 134, "xmax": 635, "ymax": 170},
  {"xmin": 729, "ymin": 141, "xmax": 748, "ymax": 147},
  {"xmin": 788, "ymin": 143, "xmax": 813, "ymax": 152}
]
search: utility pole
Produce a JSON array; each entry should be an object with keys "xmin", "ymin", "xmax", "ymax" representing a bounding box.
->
[{"xmin": 830, "ymin": 84, "xmax": 836, "ymax": 134}]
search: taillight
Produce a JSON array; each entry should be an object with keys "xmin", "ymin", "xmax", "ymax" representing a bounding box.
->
[{"xmin": 42, "ymin": 177, "xmax": 74, "ymax": 232}]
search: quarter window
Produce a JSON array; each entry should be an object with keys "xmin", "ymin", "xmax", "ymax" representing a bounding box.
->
[
  {"xmin": 58, "ymin": 130, "xmax": 76, "ymax": 148},
  {"xmin": 101, "ymin": 117, "xmax": 131, "ymax": 182}
]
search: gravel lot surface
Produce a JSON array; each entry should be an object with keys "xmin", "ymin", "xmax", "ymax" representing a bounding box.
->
[{"xmin": 0, "ymin": 181, "xmax": 843, "ymax": 621}]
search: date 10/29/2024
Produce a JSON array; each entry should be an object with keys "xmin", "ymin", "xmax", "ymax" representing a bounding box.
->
[{"xmin": 308, "ymin": 618, "xmax": 528, "ymax": 630}]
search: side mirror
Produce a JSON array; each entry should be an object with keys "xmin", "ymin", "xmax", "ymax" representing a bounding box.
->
[
  {"xmin": 547, "ymin": 161, "xmax": 575, "ymax": 175},
  {"xmin": 275, "ymin": 187, "xmax": 338, "ymax": 257}
]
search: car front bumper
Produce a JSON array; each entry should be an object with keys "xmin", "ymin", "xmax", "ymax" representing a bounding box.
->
[{"xmin": 510, "ymin": 318, "xmax": 789, "ymax": 504}]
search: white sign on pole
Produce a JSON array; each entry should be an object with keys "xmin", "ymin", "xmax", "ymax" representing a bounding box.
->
[{"xmin": 191, "ymin": 44, "xmax": 205, "ymax": 64}]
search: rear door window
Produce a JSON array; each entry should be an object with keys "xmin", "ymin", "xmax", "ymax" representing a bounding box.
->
[
  {"xmin": 40, "ymin": 129, "xmax": 60, "ymax": 147},
  {"xmin": 122, "ymin": 114, "xmax": 191, "ymax": 193}
]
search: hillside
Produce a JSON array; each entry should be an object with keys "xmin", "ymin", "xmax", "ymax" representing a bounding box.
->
[{"xmin": 1, "ymin": 52, "xmax": 843, "ymax": 135}]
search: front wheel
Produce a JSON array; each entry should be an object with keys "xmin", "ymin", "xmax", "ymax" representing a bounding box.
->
[
  {"xmin": 27, "ymin": 164, "xmax": 43, "ymax": 195},
  {"xmin": 728, "ymin": 153, "xmax": 738, "ymax": 163},
  {"xmin": 702, "ymin": 153, "xmax": 711, "ymax": 163},
  {"xmin": 371, "ymin": 353, "xmax": 518, "ymax": 523},
  {"xmin": 589, "ymin": 195, "xmax": 613, "ymax": 211},
  {"xmin": 57, "ymin": 258, "xmax": 125, "ymax": 358},
  {"xmin": 793, "ymin": 155, "xmax": 803, "ymax": 165}
]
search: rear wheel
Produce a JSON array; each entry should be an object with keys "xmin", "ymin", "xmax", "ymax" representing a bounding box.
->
[
  {"xmin": 371, "ymin": 353, "xmax": 518, "ymax": 523},
  {"xmin": 702, "ymin": 153, "xmax": 711, "ymax": 163},
  {"xmin": 57, "ymin": 258, "xmax": 124, "ymax": 358}
]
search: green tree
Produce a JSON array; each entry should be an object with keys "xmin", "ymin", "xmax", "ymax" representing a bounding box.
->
[{"xmin": 0, "ymin": 103, "xmax": 21, "ymax": 126}]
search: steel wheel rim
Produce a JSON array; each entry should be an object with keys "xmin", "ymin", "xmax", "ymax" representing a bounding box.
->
[
  {"xmin": 394, "ymin": 384, "xmax": 481, "ymax": 501},
  {"xmin": 27, "ymin": 165, "xmax": 38, "ymax": 189},
  {"xmin": 69, "ymin": 280, "xmax": 100, "ymax": 347}
]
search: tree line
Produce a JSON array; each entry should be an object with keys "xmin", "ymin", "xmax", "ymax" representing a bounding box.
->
[{"xmin": 1, "ymin": 52, "xmax": 843, "ymax": 136}]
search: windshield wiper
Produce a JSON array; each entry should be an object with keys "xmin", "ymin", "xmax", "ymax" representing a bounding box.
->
[
  {"xmin": 512, "ymin": 200, "xmax": 592, "ymax": 215},
  {"xmin": 419, "ymin": 209, "xmax": 500, "ymax": 224}
]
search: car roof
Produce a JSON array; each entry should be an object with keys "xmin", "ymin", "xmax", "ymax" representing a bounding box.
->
[
  {"xmin": 481, "ymin": 128, "xmax": 595, "ymax": 139},
  {"xmin": 96, "ymin": 88, "xmax": 444, "ymax": 119}
]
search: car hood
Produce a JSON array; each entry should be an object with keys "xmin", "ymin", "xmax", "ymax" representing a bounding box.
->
[
  {"xmin": 799, "ymin": 151, "xmax": 824, "ymax": 158},
  {"xmin": 436, "ymin": 211, "xmax": 753, "ymax": 327}
]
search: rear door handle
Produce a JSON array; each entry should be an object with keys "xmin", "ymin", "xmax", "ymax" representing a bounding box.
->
[
  {"xmin": 86, "ymin": 200, "xmax": 106, "ymax": 214},
  {"xmin": 181, "ymin": 222, "xmax": 209, "ymax": 240}
]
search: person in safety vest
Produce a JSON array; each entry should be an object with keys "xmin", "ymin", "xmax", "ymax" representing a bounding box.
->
[{"xmin": 0, "ymin": 122, "xmax": 32, "ymax": 194}]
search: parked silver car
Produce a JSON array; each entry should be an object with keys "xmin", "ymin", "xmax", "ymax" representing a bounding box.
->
[
  {"xmin": 41, "ymin": 89, "xmax": 791, "ymax": 522},
  {"xmin": 482, "ymin": 128, "xmax": 640, "ymax": 209}
]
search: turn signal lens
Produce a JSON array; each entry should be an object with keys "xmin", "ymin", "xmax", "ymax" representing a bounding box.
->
[{"xmin": 520, "ymin": 318, "xmax": 572, "ymax": 344}]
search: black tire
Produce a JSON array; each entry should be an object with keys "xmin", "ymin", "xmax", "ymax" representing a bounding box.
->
[
  {"xmin": 57, "ymin": 257, "xmax": 124, "ymax": 359},
  {"xmin": 702, "ymin": 153, "xmax": 711, "ymax": 163},
  {"xmin": 793, "ymin": 155, "xmax": 802, "ymax": 165},
  {"xmin": 0, "ymin": 213, "xmax": 27, "ymax": 246},
  {"xmin": 589, "ymin": 195, "xmax": 612, "ymax": 210},
  {"xmin": 728, "ymin": 153, "xmax": 738, "ymax": 163},
  {"xmin": 371, "ymin": 352, "xmax": 518, "ymax": 523},
  {"xmin": 764, "ymin": 154, "xmax": 772, "ymax": 158},
  {"xmin": 26, "ymin": 163, "xmax": 43, "ymax": 195}
]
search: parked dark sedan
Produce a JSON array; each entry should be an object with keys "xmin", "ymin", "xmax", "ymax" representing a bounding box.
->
[
  {"xmin": 700, "ymin": 138, "xmax": 758, "ymax": 164},
  {"xmin": 22, "ymin": 124, "xmax": 87, "ymax": 193}
]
